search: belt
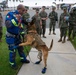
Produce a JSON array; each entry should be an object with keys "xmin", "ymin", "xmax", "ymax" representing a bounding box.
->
[{"xmin": 6, "ymin": 31, "xmax": 16, "ymax": 38}]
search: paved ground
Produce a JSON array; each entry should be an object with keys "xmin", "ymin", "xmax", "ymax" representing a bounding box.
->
[{"xmin": 17, "ymin": 28, "xmax": 76, "ymax": 75}]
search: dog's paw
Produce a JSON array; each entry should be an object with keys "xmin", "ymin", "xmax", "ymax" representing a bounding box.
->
[
  {"xmin": 35, "ymin": 61, "xmax": 40, "ymax": 64},
  {"xmin": 42, "ymin": 67, "xmax": 47, "ymax": 74}
]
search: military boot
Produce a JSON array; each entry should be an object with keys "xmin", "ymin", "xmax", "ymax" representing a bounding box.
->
[
  {"xmin": 49, "ymin": 31, "xmax": 51, "ymax": 35},
  {"xmin": 67, "ymin": 38, "xmax": 70, "ymax": 41},
  {"xmin": 62, "ymin": 37, "xmax": 66, "ymax": 43},
  {"xmin": 58, "ymin": 37, "xmax": 62, "ymax": 42},
  {"xmin": 67, "ymin": 37, "xmax": 70, "ymax": 41},
  {"xmin": 53, "ymin": 31, "xmax": 56, "ymax": 35}
]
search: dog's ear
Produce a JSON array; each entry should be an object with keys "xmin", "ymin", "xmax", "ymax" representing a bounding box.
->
[
  {"xmin": 30, "ymin": 17, "xmax": 36, "ymax": 25},
  {"xmin": 28, "ymin": 24, "xmax": 36, "ymax": 31}
]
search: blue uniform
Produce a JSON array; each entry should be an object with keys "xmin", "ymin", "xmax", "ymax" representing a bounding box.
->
[{"xmin": 5, "ymin": 10, "xmax": 28, "ymax": 67}]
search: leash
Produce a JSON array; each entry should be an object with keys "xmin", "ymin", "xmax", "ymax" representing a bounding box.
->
[
  {"xmin": 25, "ymin": 46, "xmax": 42, "ymax": 64},
  {"xmin": 25, "ymin": 46, "xmax": 35, "ymax": 64}
]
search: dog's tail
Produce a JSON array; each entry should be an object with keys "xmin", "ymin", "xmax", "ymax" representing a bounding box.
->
[{"xmin": 48, "ymin": 39, "xmax": 53, "ymax": 51}]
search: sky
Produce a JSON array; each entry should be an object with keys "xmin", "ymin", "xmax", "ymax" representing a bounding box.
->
[{"xmin": 0, "ymin": 0, "xmax": 76, "ymax": 7}]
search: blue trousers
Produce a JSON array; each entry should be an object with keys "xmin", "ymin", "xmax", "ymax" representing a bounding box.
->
[{"xmin": 6, "ymin": 36, "xmax": 27, "ymax": 66}]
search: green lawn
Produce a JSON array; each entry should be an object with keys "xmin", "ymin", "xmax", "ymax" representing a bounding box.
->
[
  {"xmin": 71, "ymin": 37, "xmax": 76, "ymax": 49},
  {"xmin": 0, "ymin": 27, "xmax": 31, "ymax": 75}
]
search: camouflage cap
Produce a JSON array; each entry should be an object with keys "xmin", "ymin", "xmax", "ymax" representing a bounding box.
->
[
  {"xmin": 25, "ymin": 6, "xmax": 29, "ymax": 10},
  {"xmin": 63, "ymin": 7, "xmax": 67, "ymax": 10},
  {"xmin": 42, "ymin": 6, "xmax": 46, "ymax": 8},
  {"xmin": 52, "ymin": 6, "xmax": 56, "ymax": 9},
  {"xmin": 36, "ymin": 8, "xmax": 39, "ymax": 12}
]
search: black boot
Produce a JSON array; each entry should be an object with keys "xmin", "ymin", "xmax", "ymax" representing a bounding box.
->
[
  {"xmin": 11, "ymin": 64, "xmax": 18, "ymax": 70},
  {"xmin": 53, "ymin": 31, "xmax": 56, "ymax": 35},
  {"xmin": 21, "ymin": 59, "xmax": 30, "ymax": 63},
  {"xmin": 67, "ymin": 37, "xmax": 70, "ymax": 41},
  {"xmin": 58, "ymin": 37, "xmax": 62, "ymax": 42},
  {"xmin": 49, "ymin": 31, "xmax": 51, "ymax": 35}
]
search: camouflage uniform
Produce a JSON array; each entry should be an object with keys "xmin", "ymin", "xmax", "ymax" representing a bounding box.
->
[
  {"xmin": 69, "ymin": 7, "xmax": 76, "ymax": 40},
  {"xmin": 32, "ymin": 9, "xmax": 42, "ymax": 35},
  {"xmin": 22, "ymin": 6, "xmax": 30, "ymax": 34},
  {"xmin": 39, "ymin": 6, "xmax": 47, "ymax": 38},
  {"xmin": 48, "ymin": 7, "xmax": 58, "ymax": 35},
  {"xmin": 0, "ymin": 13, "xmax": 3, "ymax": 42},
  {"xmin": 58, "ymin": 7, "xmax": 70, "ymax": 43}
]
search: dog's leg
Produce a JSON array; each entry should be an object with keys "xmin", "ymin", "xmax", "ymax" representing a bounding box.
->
[
  {"xmin": 42, "ymin": 50, "xmax": 48, "ymax": 73},
  {"xmin": 19, "ymin": 35, "xmax": 34, "ymax": 46},
  {"xmin": 35, "ymin": 51, "xmax": 42, "ymax": 64},
  {"xmin": 19, "ymin": 41, "xmax": 32, "ymax": 46}
]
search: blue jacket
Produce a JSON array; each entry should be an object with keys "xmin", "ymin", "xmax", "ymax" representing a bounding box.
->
[{"xmin": 5, "ymin": 10, "xmax": 23, "ymax": 35}]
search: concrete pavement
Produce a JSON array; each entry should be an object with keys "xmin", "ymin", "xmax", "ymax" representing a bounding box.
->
[{"xmin": 17, "ymin": 28, "xmax": 76, "ymax": 75}]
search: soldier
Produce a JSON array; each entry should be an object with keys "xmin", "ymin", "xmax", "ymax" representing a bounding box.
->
[
  {"xmin": 39, "ymin": 6, "xmax": 48, "ymax": 38},
  {"xmin": 69, "ymin": 7, "xmax": 76, "ymax": 41},
  {"xmin": 67, "ymin": 8, "xmax": 74, "ymax": 41},
  {"xmin": 48, "ymin": 6, "xmax": 58, "ymax": 35},
  {"xmin": 0, "ymin": 13, "xmax": 3, "ymax": 42},
  {"xmin": 58, "ymin": 7, "xmax": 70, "ymax": 43},
  {"xmin": 22, "ymin": 6, "xmax": 30, "ymax": 34},
  {"xmin": 32, "ymin": 8, "xmax": 42, "ymax": 36}
]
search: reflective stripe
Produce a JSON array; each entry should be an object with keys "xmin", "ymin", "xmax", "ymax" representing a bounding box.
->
[
  {"xmin": 20, "ymin": 57, "xmax": 24, "ymax": 60},
  {"xmin": 19, "ymin": 24, "xmax": 23, "ymax": 28},
  {"xmin": 11, "ymin": 19, "xmax": 18, "ymax": 26},
  {"xmin": 10, "ymin": 49, "xmax": 16, "ymax": 52},
  {"xmin": 9, "ymin": 62, "xmax": 14, "ymax": 65},
  {"xmin": 14, "ymin": 49, "xmax": 16, "ymax": 52},
  {"xmin": 21, "ymin": 32, "xmax": 25, "ymax": 34},
  {"xmin": 10, "ymin": 51, "xmax": 13, "ymax": 53},
  {"xmin": 21, "ymin": 24, "xmax": 23, "ymax": 28}
]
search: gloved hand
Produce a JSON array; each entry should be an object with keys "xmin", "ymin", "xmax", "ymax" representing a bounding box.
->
[
  {"xmin": 9, "ymin": 45, "xmax": 19, "ymax": 50},
  {"xmin": 26, "ymin": 18, "xmax": 32, "ymax": 23}
]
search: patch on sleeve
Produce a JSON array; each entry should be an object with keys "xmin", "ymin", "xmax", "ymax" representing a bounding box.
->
[{"xmin": 6, "ymin": 15, "xmax": 10, "ymax": 18}]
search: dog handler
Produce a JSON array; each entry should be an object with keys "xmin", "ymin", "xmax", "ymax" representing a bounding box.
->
[{"xmin": 5, "ymin": 4, "xmax": 30, "ymax": 69}]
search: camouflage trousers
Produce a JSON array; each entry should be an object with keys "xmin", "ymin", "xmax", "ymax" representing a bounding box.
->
[
  {"xmin": 49, "ymin": 22, "xmax": 56, "ymax": 32},
  {"xmin": 72, "ymin": 26, "xmax": 76, "ymax": 39},
  {"xmin": 68, "ymin": 25, "xmax": 73, "ymax": 38},
  {"xmin": 60, "ymin": 27, "xmax": 67, "ymax": 38},
  {"xmin": 42, "ymin": 23, "xmax": 46, "ymax": 36},
  {"xmin": 0, "ymin": 27, "xmax": 2, "ymax": 40},
  {"xmin": 36, "ymin": 27, "xmax": 42, "ymax": 36}
]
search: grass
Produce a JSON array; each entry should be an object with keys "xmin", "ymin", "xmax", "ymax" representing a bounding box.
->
[
  {"xmin": 0, "ymin": 27, "xmax": 31, "ymax": 75},
  {"xmin": 70, "ymin": 37, "xmax": 76, "ymax": 49}
]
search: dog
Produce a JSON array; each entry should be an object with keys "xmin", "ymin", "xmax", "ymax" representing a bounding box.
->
[{"xmin": 19, "ymin": 18, "xmax": 53, "ymax": 73}]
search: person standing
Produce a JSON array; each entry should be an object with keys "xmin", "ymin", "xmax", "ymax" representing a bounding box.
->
[
  {"xmin": 32, "ymin": 8, "xmax": 42, "ymax": 36},
  {"xmin": 39, "ymin": 6, "xmax": 47, "ymax": 38},
  {"xmin": 0, "ymin": 13, "xmax": 3, "ymax": 42},
  {"xmin": 58, "ymin": 7, "xmax": 70, "ymax": 43},
  {"xmin": 48, "ymin": 6, "xmax": 58, "ymax": 35},
  {"xmin": 5, "ymin": 4, "xmax": 30, "ymax": 69},
  {"xmin": 22, "ymin": 6, "xmax": 30, "ymax": 34},
  {"xmin": 68, "ymin": 7, "xmax": 76, "ymax": 41},
  {"xmin": 67, "ymin": 9, "xmax": 74, "ymax": 41}
]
